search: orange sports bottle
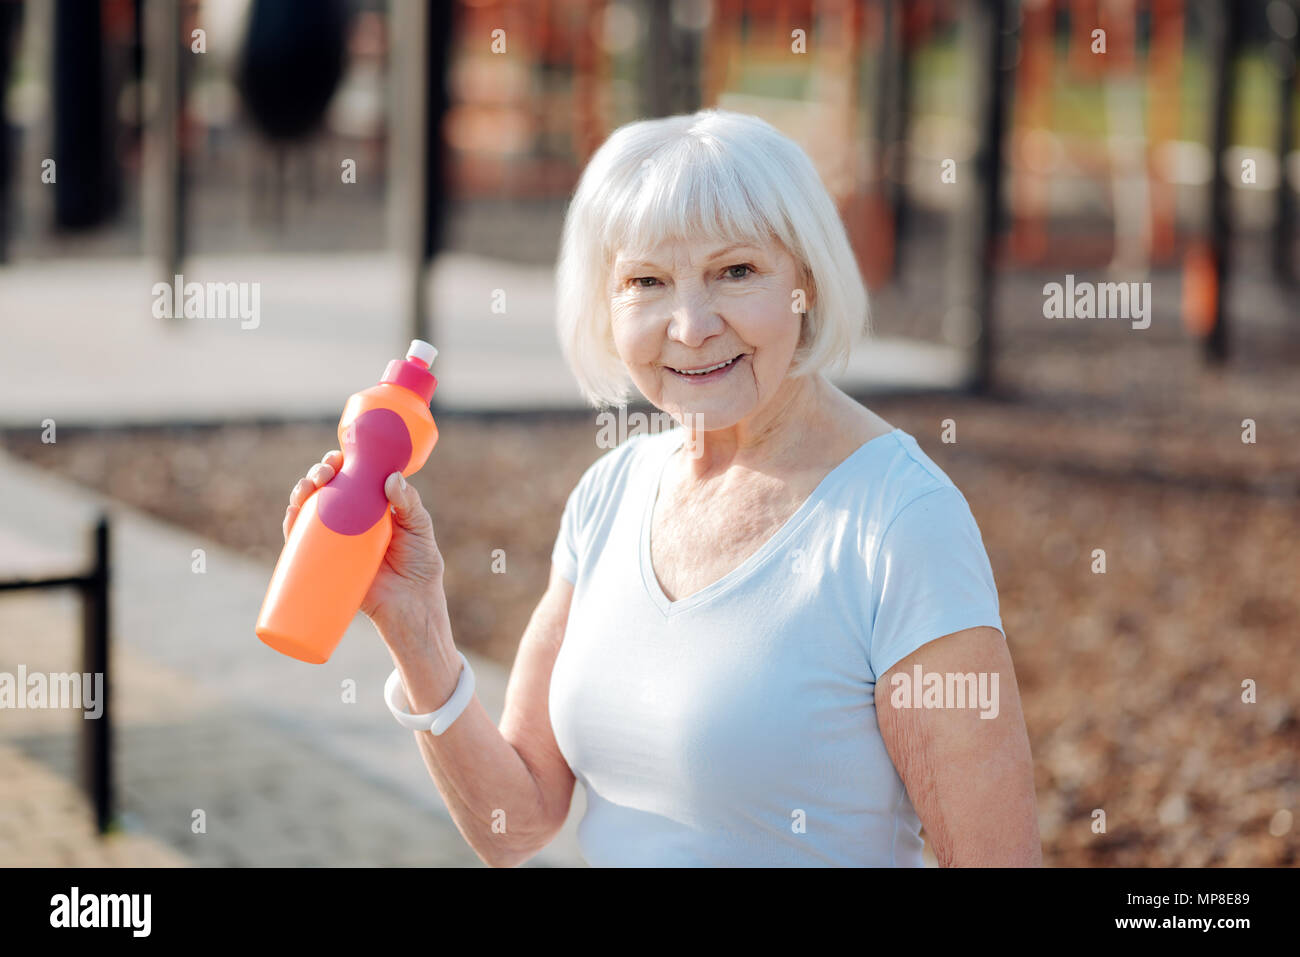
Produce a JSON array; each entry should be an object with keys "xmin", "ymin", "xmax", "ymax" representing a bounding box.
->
[{"xmin": 256, "ymin": 339, "xmax": 440, "ymax": 664}]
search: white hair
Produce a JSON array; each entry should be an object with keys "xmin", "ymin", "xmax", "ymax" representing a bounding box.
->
[{"xmin": 555, "ymin": 108, "xmax": 870, "ymax": 408}]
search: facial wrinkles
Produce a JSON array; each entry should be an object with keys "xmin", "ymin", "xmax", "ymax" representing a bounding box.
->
[
  {"xmin": 613, "ymin": 251, "xmax": 741, "ymax": 351},
  {"xmin": 608, "ymin": 239, "xmax": 802, "ymax": 420}
]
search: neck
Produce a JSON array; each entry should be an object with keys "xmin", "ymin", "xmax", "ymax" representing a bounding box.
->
[{"xmin": 680, "ymin": 373, "xmax": 833, "ymax": 478}]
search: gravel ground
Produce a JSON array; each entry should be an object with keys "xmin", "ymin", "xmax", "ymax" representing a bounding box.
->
[{"xmin": 4, "ymin": 261, "xmax": 1298, "ymax": 867}]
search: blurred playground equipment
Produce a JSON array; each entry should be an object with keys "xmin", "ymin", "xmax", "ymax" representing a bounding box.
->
[{"xmin": 1, "ymin": 0, "xmax": 1296, "ymax": 391}]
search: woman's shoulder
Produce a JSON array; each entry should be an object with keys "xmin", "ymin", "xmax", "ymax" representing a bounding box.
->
[
  {"xmin": 563, "ymin": 426, "xmax": 679, "ymax": 513},
  {"xmin": 875, "ymin": 429, "xmax": 958, "ymax": 493},
  {"xmin": 818, "ymin": 398, "xmax": 952, "ymax": 504},
  {"xmin": 832, "ymin": 427, "xmax": 979, "ymax": 547},
  {"xmin": 840, "ymin": 427, "xmax": 954, "ymax": 496}
]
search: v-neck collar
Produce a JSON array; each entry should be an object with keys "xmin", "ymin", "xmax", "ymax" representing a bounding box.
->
[{"xmin": 639, "ymin": 427, "xmax": 902, "ymax": 618}]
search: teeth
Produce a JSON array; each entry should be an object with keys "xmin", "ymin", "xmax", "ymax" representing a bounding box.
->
[{"xmin": 674, "ymin": 356, "xmax": 737, "ymax": 375}]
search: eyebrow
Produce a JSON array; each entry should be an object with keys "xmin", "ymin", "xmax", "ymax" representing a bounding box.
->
[{"xmin": 614, "ymin": 243, "xmax": 758, "ymax": 271}]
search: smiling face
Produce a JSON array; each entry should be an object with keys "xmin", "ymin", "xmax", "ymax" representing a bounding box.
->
[{"xmin": 607, "ymin": 234, "xmax": 808, "ymax": 430}]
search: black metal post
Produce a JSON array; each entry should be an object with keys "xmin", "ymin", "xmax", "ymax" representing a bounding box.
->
[
  {"xmin": 1270, "ymin": 0, "xmax": 1298, "ymax": 284},
  {"xmin": 641, "ymin": 0, "xmax": 702, "ymax": 118},
  {"xmin": 81, "ymin": 517, "xmax": 112, "ymax": 834},
  {"xmin": 947, "ymin": 0, "xmax": 1011, "ymax": 394},
  {"xmin": 422, "ymin": 0, "xmax": 456, "ymax": 266},
  {"xmin": 0, "ymin": 515, "xmax": 114, "ymax": 833},
  {"xmin": 644, "ymin": 0, "xmax": 673, "ymax": 118},
  {"xmin": 0, "ymin": 2, "xmax": 24, "ymax": 262},
  {"xmin": 53, "ymin": 0, "xmax": 109, "ymax": 230}
]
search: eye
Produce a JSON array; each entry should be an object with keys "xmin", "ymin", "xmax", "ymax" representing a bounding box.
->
[
  {"xmin": 723, "ymin": 264, "xmax": 754, "ymax": 280},
  {"xmin": 629, "ymin": 276, "xmax": 661, "ymax": 288}
]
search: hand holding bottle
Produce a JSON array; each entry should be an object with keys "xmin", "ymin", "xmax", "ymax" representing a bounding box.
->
[
  {"xmin": 256, "ymin": 339, "xmax": 443, "ymax": 664},
  {"xmin": 282, "ymin": 451, "xmax": 445, "ymax": 632}
]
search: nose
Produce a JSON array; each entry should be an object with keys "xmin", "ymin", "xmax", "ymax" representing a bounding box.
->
[{"xmin": 666, "ymin": 287, "xmax": 723, "ymax": 348}]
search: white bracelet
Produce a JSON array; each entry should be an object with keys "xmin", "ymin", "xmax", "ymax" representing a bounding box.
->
[{"xmin": 384, "ymin": 651, "xmax": 475, "ymax": 735}]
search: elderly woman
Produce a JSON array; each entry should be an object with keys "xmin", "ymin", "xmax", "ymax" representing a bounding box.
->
[{"xmin": 284, "ymin": 109, "xmax": 1040, "ymax": 867}]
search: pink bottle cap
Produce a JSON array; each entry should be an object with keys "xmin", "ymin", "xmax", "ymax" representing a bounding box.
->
[{"xmin": 381, "ymin": 339, "xmax": 438, "ymax": 404}]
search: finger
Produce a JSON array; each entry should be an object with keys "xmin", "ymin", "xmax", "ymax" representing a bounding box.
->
[
  {"xmin": 283, "ymin": 504, "xmax": 298, "ymax": 543},
  {"xmin": 384, "ymin": 471, "xmax": 431, "ymax": 532},
  {"xmin": 384, "ymin": 471, "xmax": 407, "ymax": 507},
  {"xmin": 322, "ymin": 450, "xmax": 343, "ymax": 471},
  {"xmin": 289, "ymin": 477, "xmax": 316, "ymax": 508},
  {"xmin": 307, "ymin": 462, "xmax": 335, "ymax": 487}
]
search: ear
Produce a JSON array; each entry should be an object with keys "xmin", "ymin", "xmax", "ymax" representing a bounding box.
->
[
  {"xmin": 797, "ymin": 309, "xmax": 812, "ymax": 350},
  {"xmin": 797, "ymin": 262, "xmax": 817, "ymax": 313}
]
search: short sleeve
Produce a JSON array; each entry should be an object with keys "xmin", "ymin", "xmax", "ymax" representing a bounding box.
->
[
  {"xmin": 551, "ymin": 481, "xmax": 583, "ymax": 585},
  {"xmin": 868, "ymin": 485, "xmax": 1004, "ymax": 679},
  {"xmin": 549, "ymin": 435, "xmax": 643, "ymax": 585}
]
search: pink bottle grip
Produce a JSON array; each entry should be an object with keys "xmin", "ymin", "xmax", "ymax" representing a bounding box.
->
[{"xmin": 317, "ymin": 407, "xmax": 413, "ymax": 535}]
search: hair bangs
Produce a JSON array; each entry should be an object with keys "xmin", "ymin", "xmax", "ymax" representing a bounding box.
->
[{"xmin": 603, "ymin": 139, "xmax": 781, "ymax": 266}]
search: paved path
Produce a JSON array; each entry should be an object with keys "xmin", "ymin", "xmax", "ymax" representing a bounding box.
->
[
  {"xmin": 0, "ymin": 252, "xmax": 969, "ymax": 426},
  {"xmin": 0, "ymin": 448, "xmax": 587, "ymax": 867},
  {"xmin": 0, "ymin": 737, "xmax": 189, "ymax": 867}
]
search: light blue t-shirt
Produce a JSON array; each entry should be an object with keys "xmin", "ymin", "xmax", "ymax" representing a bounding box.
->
[{"xmin": 548, "ymin": 426, "xmax": 1004, "ymax": 866}]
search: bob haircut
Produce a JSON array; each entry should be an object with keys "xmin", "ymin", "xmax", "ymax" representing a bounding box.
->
[{"xmin": 555, "ymin": 108, "xmax": 870, "ymax": 409}]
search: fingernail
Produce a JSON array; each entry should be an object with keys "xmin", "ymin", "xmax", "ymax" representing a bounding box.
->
[{"xmin": 396, "ymin": 472, "xmax": 407, "ymax": 491}]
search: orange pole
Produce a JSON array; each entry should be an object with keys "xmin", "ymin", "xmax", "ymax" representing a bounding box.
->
[
  {"xmin": 1147, "ymin": 0, "xmax": 1183, "ymax": 263},
  {"xmin": 1011, "ymin": 0, "xmax": 1054, "ymax": 263},
  {"xmin": 705, "ymin": 0, "xmax": 739, "ymax": 106},
  {"xmin": 573, "ymin": 0, "xmax": 602, "ymax": 162},
  {"xmin": 1069, "ymin": 0, "xmax": 1103, "ymax": 79},
  {"xmin": 861, "ymin": 0, "xmax": 897, "ymax": 287}
]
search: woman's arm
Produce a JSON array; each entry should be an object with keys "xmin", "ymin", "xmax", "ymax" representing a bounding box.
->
[
  {"xmin": 874, "ymin": 626, "xmax": 1042, "ymax": 866},
  {"xmin": 383, "ymin": 564, "xmax": 577, "ymax": 868},
  {"xmin": 286, "ymin": 452, "xmax": 578, "ymax": 867}
]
